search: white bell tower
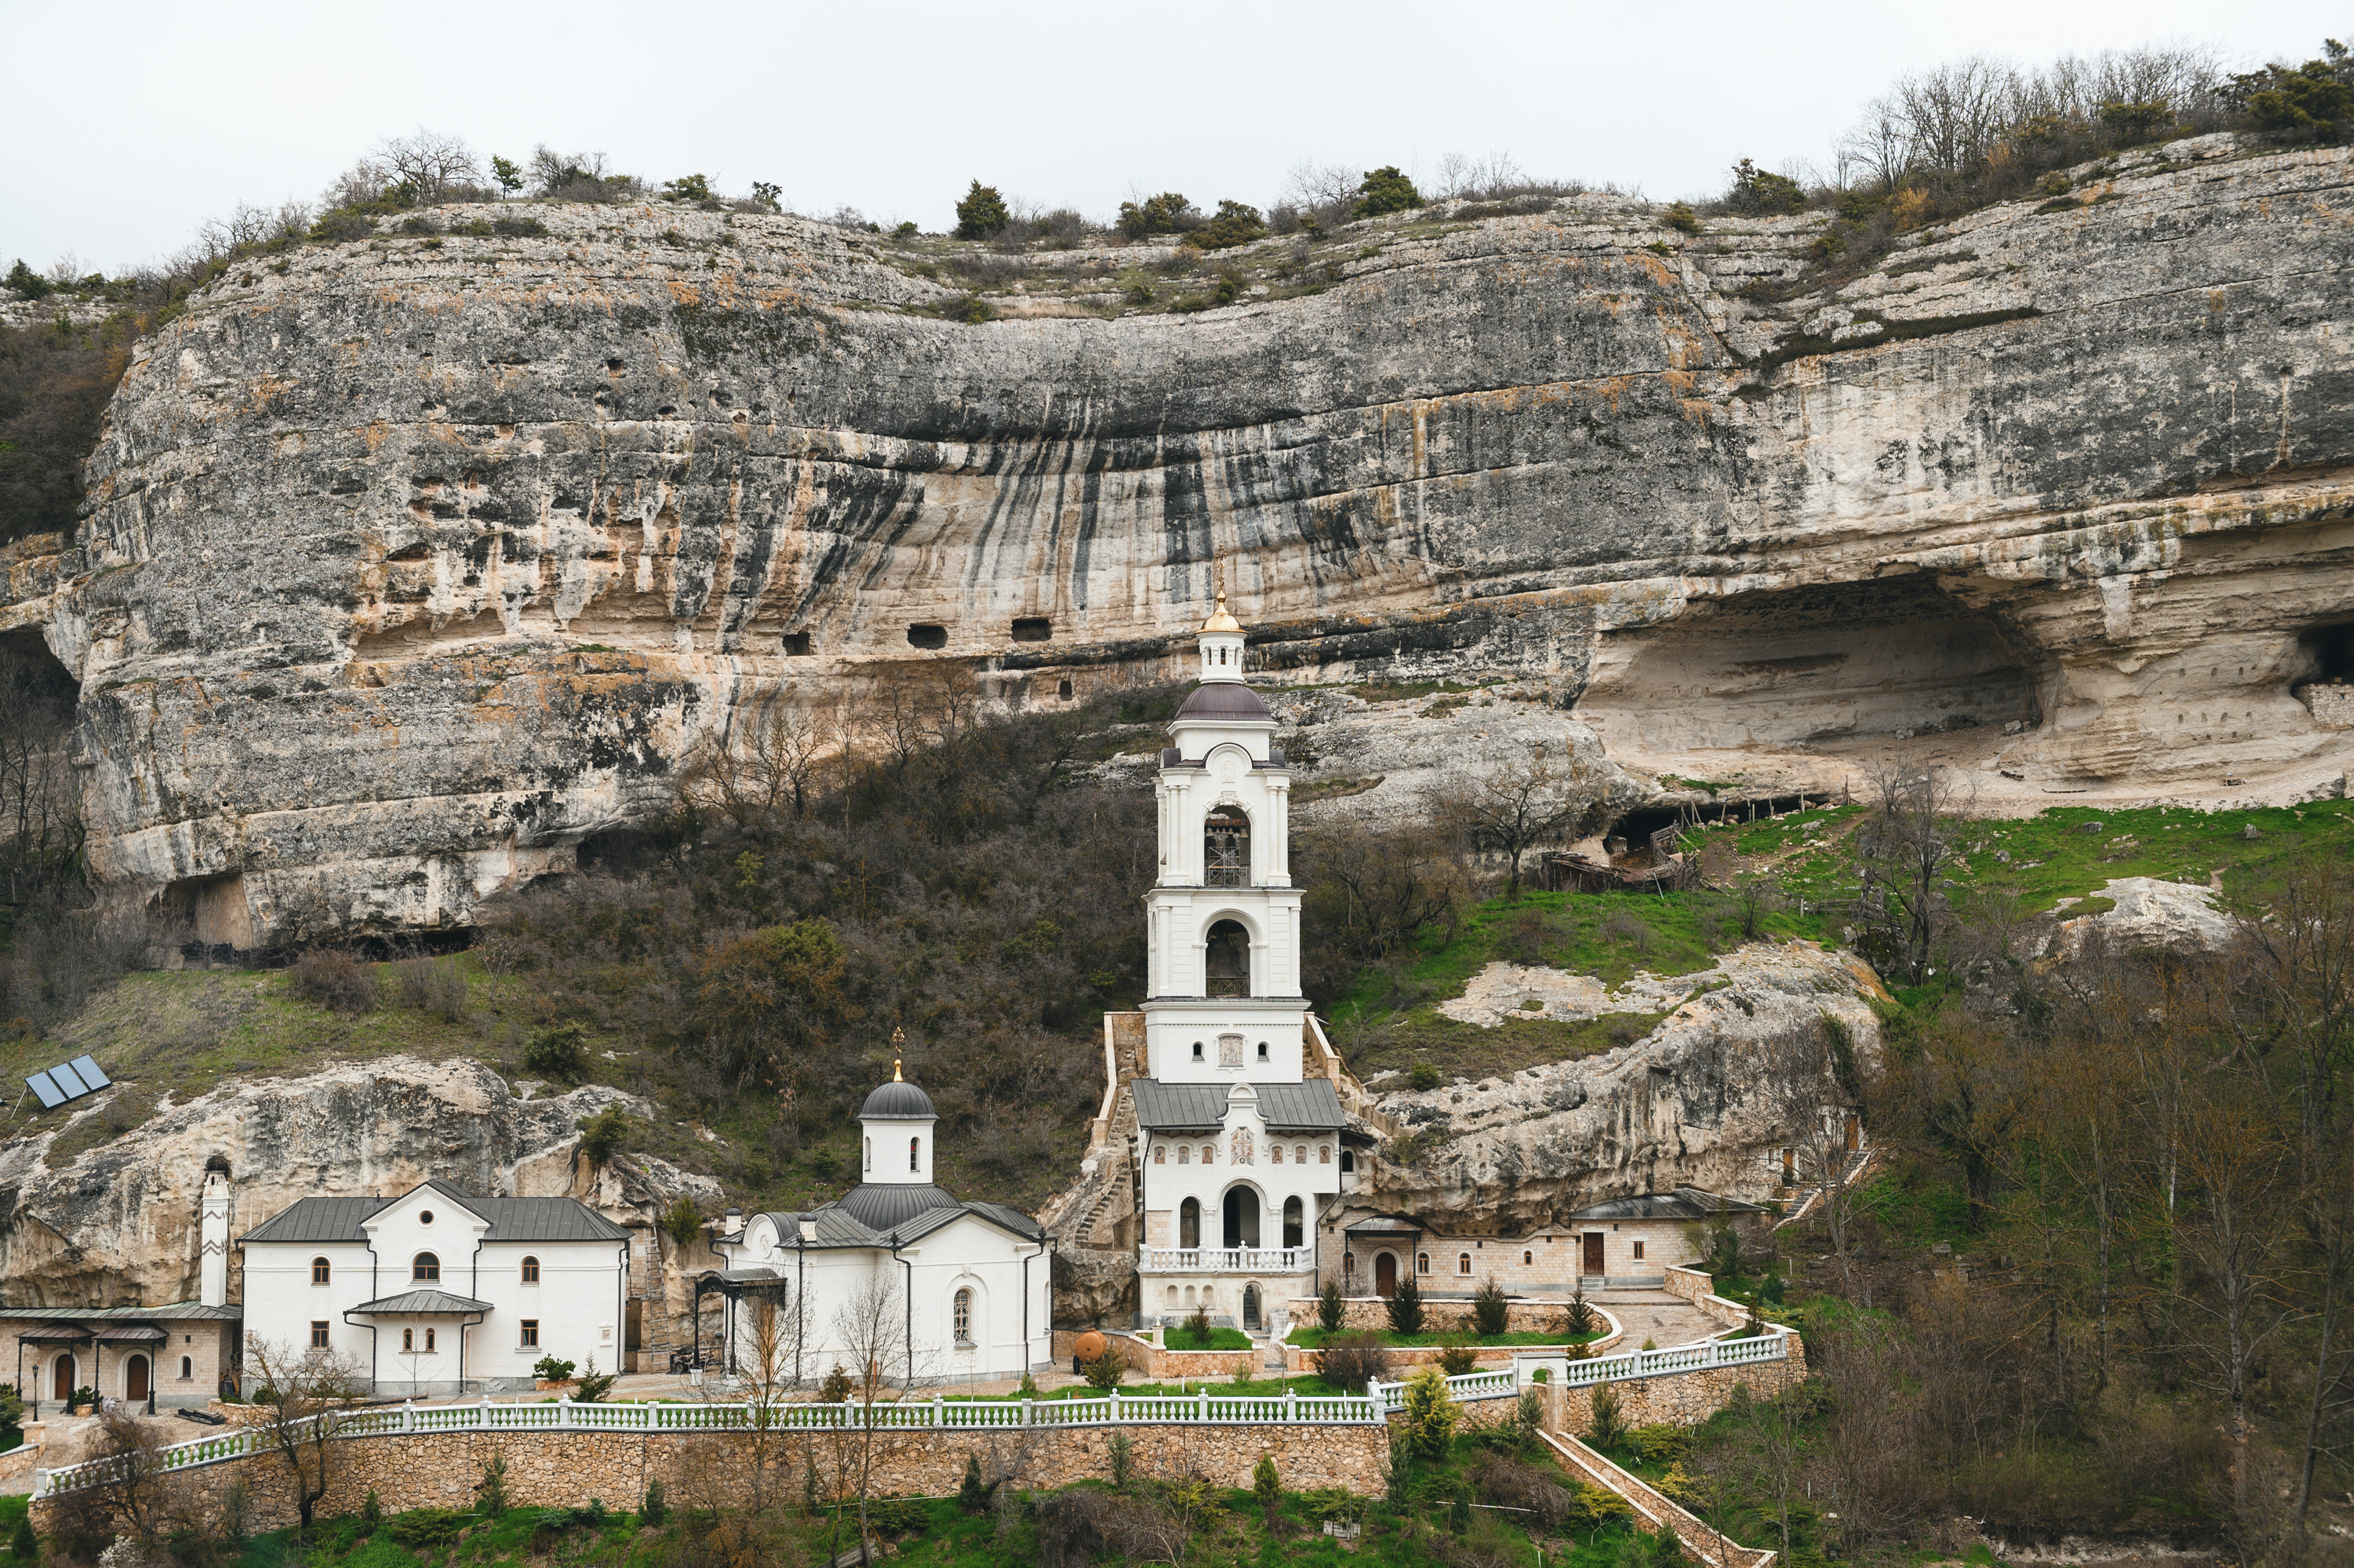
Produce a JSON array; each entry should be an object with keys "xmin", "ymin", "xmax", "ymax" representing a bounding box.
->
[
  {"xmin": 857, "ymin": 1034, "xmax": 939, "ymax": 1184},
  {"xmin": 1141, "ymin": 596, "xmax": 1306, "ymax": 1084}
]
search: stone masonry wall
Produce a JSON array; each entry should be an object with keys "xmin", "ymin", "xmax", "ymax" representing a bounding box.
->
[
  {"xmin": 35, "ymin": 1420, "xmax": 1390, "ymax": 1536},
  {"xmin": 1550, "ymin": 1342, "xmax": 1810, "ymax": 1434}
]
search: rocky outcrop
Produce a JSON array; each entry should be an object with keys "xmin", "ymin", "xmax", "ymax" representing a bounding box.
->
[
  {"xmin": 7, "ymin": 133, "xmax": 2352, "ymax": 941},
  {"xmin": 0, "ymin": 1056, "xmax": 722, "ymax": 1323},
  {"xmin": 1341, "ymin": 942, "xmax": 1884, "ymax": 1232}
]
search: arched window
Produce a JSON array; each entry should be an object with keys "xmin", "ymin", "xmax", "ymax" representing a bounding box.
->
[
  {"xmin": 1205, "ymin": 919, "xmax": 1250, "ymax": 997},
  {"xmin": 311, "ymin": 1257, "xmax": 331, "ymax": 1285},
  {"xmin": 1523, "ymin": 1250, "xmax": 1533, "ymax": 1266},
  {"xmin": 1416, "ymin": 1252, "xmax": 1430, "ymax": 1275},
  {"xmin": 1179, "ymin": 1197, "xmax": 1201, "ymax": 1249},
  {"xmin": 1201, "ymin": 1144, "xmax": 1215, "ymax": 1165},
  {"xmin": 952, "ymin": 1288, "xmax": 973, "ymax": 1344},
  {"xmin": 1343, "ymin": 1251, "xmax": 1356, "ymax": 1277},
  {"xmin": 412, "ymin": 1252, "xmax": 440, "ymax": 1283},
  {"xmin": 1178, "ymin": 1144, "xmax": 1190, "ymax": 1165},
  {"xmin": 865, "ymin": 1138, "xmax": 872, "ymax": 1172},
  {"xmin": 1242, "ymin": 1283, "xmax": 1262, "ymax": 1331},
  {"xmin": 1153, "ymin": 1144, "xmax": 1166, "ymax": 1165},
  {"xmin": 521, "ymin": 1257, "xmax": 540, "ymax": 1285},
  {"xmin": 1166, "ymin": 1285, "xmax": 1179, "ymax": 1308},
  {"xmin": 1319, "ymin": 1145, "xmax": 1331, "ymax": 1164},
  {"xmin": 1257, "ymin": 1041, "xmax": 1270, "ymax": 1061},
  {"xmin": 1205, "ymin": 807, "xmax": 1250, "ymax": 887},
  {"xmin": 1283, "ymin": 1196, "xmax": 1304, "ymax": 1250},
  {"xmin": 1459, "ymin": 1253, "xmax": 1473, "ymax": 1275},
  {"xmin": 1271, "ymin": 1143, "xmax": 1284, "ymax": 1165},
  {"xmin": 1192, "ymin": 1040, "xmax": 1205, "ymax": 1061},
  {"xmin": 179, "ymin": 1356, "xmax": 193, "ymax": 1381},
  {"xmin": 909, "ymin": 1136, "xmax": 921, "ymax": 1172},
  {"xmin": 1340, "ymin": 1149, "xmax": 1355, "ymax": 1173}
]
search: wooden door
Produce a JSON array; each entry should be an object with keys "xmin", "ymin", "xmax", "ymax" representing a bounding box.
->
[
  {"xmin": 1845, "ymin": 1115, "xmax": 1860, "ymax": 1152},
  {"xmin": 1581, "ymin": 1233, "xmax": 1605, "ymax": 1276},
  {"xmin": 126, "ymin": 1354, "xmax": 149, "ymax": 1402},
  {"xmin": 53, "ymin": 1354, "xmax": 74, "ymax": 1402},
  {"xmin": 1374, "ymin": 1251, "xmax": 1397, "ymax": 1297}
]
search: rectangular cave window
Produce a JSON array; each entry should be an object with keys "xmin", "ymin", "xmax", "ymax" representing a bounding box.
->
[
  {"xmin": 1011, "ymin": 617, "xmax": 1051, "ymax": 643},
  {"xmin": 907, "ymin": 624, "xmax": 947, "ymax": 650},
  {"xmin": 1057, "ymin": 678, "xmax": 1074, "ymax": 699},
  {"xmin": 782, "ymin": 631, "xmax": 813, "ymax": 656}
]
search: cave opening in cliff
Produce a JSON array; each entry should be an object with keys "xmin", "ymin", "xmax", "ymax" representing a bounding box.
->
[
  {"xmin": 2291, "ymin": 622, "xmax": 2354, "ymax": 686},
  {"xmin": 1011, "ymin": 617, "xmax": 1051, "ymax": 643},
  {"xmin": 907, "ymin": 623, "xmax": 947, "ymax": 650},
  {"xmin": 1576, "ymin": 577, "xmax": 2039, "ymax": 756}
]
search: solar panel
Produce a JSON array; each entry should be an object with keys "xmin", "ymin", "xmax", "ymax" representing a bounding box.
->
[{"xmin": 21, "ymin": 1056, "xmax": 109, "ymax": 1112}]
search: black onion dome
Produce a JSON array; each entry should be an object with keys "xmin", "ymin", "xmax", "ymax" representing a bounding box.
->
[
  {"xmin": 860, "ymin": 1078, "xmax": 935, "ymax": 1119},
  {"xmin": 833, "ymin": 1182, "xmax": 962, "ymax": 1231},
  {"xmin": 1173, "ymin": 683, "xmax": 1271, "ymax": 722}
]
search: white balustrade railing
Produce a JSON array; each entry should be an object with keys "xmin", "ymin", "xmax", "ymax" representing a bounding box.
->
[
  {"xmin": 1528, "ymin": 1330, "xmax": 1793, "ymax": 1391},
  {"xmin": 1136, "ymin": 1246, "xmax": 1311, "ymax": 1273},
  {"xmin": 38, "ymin": 1329, "xmax": 1795, "ymax": 1499},
  {"xmin": 36, "ymin": 1390, "xmax": 1384, "ymax": 1497}
]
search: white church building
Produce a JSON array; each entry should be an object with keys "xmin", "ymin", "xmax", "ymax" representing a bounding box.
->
[
  {"xmin": 708, "ymin": 1062, "xmax": 1053, "ymax": 1385},
  {"xmin": 240, "ymin": 1179, "xmax": 632, "ymax": 1395},
  {"xmin": 1129, "ymin": 597, "xmax": 1349, "ymax": 1335}
]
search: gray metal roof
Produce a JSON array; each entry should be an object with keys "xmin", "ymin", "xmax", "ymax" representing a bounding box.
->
[
  {"xmin": 241, "ymin": 1179, "xmax": 631, "ymax": 1245},
  {"xmin": 1131, "ymin": 1078, "xmax": 1344, "ymax": 1132},
  {"xmin": 747, "ymin": 1193, "xmax": 1044, "ymax": 1254},
  {"xmin": 1344, "ymin": 1214, "xmax": 1426, "ymax": 1235},
  {"xmin": 833, "ymin": 1183, "xmax": 964, "ymax": 1232},
  {"xmin": 1132, "ymin": 1080, "xmax": 1230, "ymax": 1130},
  {"xmin": 1259, "ymin": 1080, "xmax": 1346, "ymax": 1130},
  {"xmin": 346, "ymin": 1289, "xmax": 492, "ymax": 1315},
  {"xmin": 1173, "ymin": 683, "xmax": 1271, "ymax": 722},
  {"xmin": 859, "ymin": 1079, "xmax": 936, "ymax": 1120},
  {"xmin": 0, "ymin": 1302, "xmax": 241, "ymax": 1323},
  {"xmin": 1563, "ymin": 1186, "xmax": 1767, "ymax": 1222}
]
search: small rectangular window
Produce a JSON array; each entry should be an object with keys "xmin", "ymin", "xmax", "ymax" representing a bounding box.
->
[
  {"xmin": 310, "ymin": 1321, "xmax": 329, "ymax": 1350},
  {"xmin": 1632, "ymin": 1240, "xmax": 1646, "ymax": 1260},
  {"xmin": 521, "ymin": 1319, "xmax": 540, "ymax": 1348}
]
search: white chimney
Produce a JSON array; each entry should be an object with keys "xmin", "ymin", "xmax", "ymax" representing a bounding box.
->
[
  {"xmin": 199, "ymin": 1170, "xmax": 231, "ymax": 1308},
  {"xmin": 799, "ymin": 1218, "xmax": 817, "ymax": 1243}
]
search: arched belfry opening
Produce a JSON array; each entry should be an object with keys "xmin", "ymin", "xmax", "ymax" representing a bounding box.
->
[
  {"xmin": 1205, "ymin": 920, "xmax": 1250, "ymax": 998},
  {"xmin": 1204, "ymin": 806, "xmax": 1250, "ymax": 887}
]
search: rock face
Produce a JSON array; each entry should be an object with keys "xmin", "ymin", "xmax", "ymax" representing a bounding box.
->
[
  {"xmin": 1340, "ymin": 942, "xmax": 1885, "ymax": 1233},
  {"xmin": 6, "ymin": 133, "xmax": 2352, "ymax": 942},
  {"xmin": 0, "ymin": 1056, "xmax": 722, "ymax": 1326}
]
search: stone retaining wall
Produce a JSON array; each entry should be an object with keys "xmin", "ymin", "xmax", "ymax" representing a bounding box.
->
[
  {"xmin": 0, "ymin": 1441, "xmax": 38, "ymax": 1484},
  {"xmin": 1049, "ymin": 1330, "xmax": 1257, "ymax": 1382},
  {"xmin": 35, "ymin": 1421, "xmax": 1390, "ymax": 1536},
  {"xmin": 1283, "ymin": 1298, "xmax": 1580, "ymax": 1336},
  {"xmin": 1548, "ymin": 1342, "xmax": 1809, "ymax": 1433}
]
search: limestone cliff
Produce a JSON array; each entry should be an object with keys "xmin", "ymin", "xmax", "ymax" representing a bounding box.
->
[
  {"xmin": 0, "ymin": 1056, "xmax": 723, "ymax": 1339},
  {"xmin": 4, "ymin": 132, "xmax": 2350, "ymax": 943}
]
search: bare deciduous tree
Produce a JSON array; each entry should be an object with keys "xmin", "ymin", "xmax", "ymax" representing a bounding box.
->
[
  {"xmin": 1850, "ymin": 756, "xmax": 1973, "ymax": 985},
  {"xmin": 1432, "ymin": 744, "xmax": 1609, "ymax": 897},
  {"xmin": 241, "ymin": 1337, "xmax": 368, "ymax": 1536},
  {"xmin": 371, "ymin": 129, "xmax": 484, "ymax": 203}
]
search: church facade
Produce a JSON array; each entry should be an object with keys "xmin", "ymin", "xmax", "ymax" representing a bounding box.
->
[
  {"xmin": 709, "ymin": 1066, "xmax": 1053, "ymax": 1384},
  {"xmin": 1127, "ymin": 600, "xmax": 1351, "ymax": 1335}
]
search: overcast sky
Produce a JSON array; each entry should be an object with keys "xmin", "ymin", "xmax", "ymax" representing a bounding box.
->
[{"xmin": 2, "ymin": 0, "xmax": 2345, "ymax": 276}]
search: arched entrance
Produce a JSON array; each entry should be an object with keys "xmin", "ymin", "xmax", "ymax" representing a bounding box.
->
[
  {"xmin": 1282, "ymin": 1196, "xmax": 1303, "ymax": 1250},
  {"xmin": 1179, "ymin": 1197, "xmax": 1201, "ymax": 1250},
  {"xmin": 52, "ymin": 1354, "xmax": 75, "ymax": 1402},
  {"xmin": 1374, "ymin": 1252, "xmax": 1397, "ymax": 1298},
  {"xmin": 1222, "ymin": 1187, "xmax": 1260, "ymax": 1249},
  {"xmin": 125, "ymin": 1354, "xmax": 150, "ymax": 1403},
  {"xmin": 1242, "ymin": 1283, "xmax": 1262, "ymax": 1332}
]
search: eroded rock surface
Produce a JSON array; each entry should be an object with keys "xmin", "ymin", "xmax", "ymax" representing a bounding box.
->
[
  {"xmin": 1336, "ymin": 942, "xmax": 1885, "ymax": 1233},
  {"xmin": 0, "ymin": 1056, "xmax": 721, "ymax": 1325},
  {"xmin": 6, "ymin": 134, "xmax": 2351, "ymax": 940}
]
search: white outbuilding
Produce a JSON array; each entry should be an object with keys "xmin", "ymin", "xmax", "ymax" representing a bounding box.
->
[
  {"xmin": 706, "ymin": 1063, "xmax": 1053, "ymax": 1387},
  {"xmin": 239, "ymin": 1179, "xmax": 630, "ymax": 1395}
]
